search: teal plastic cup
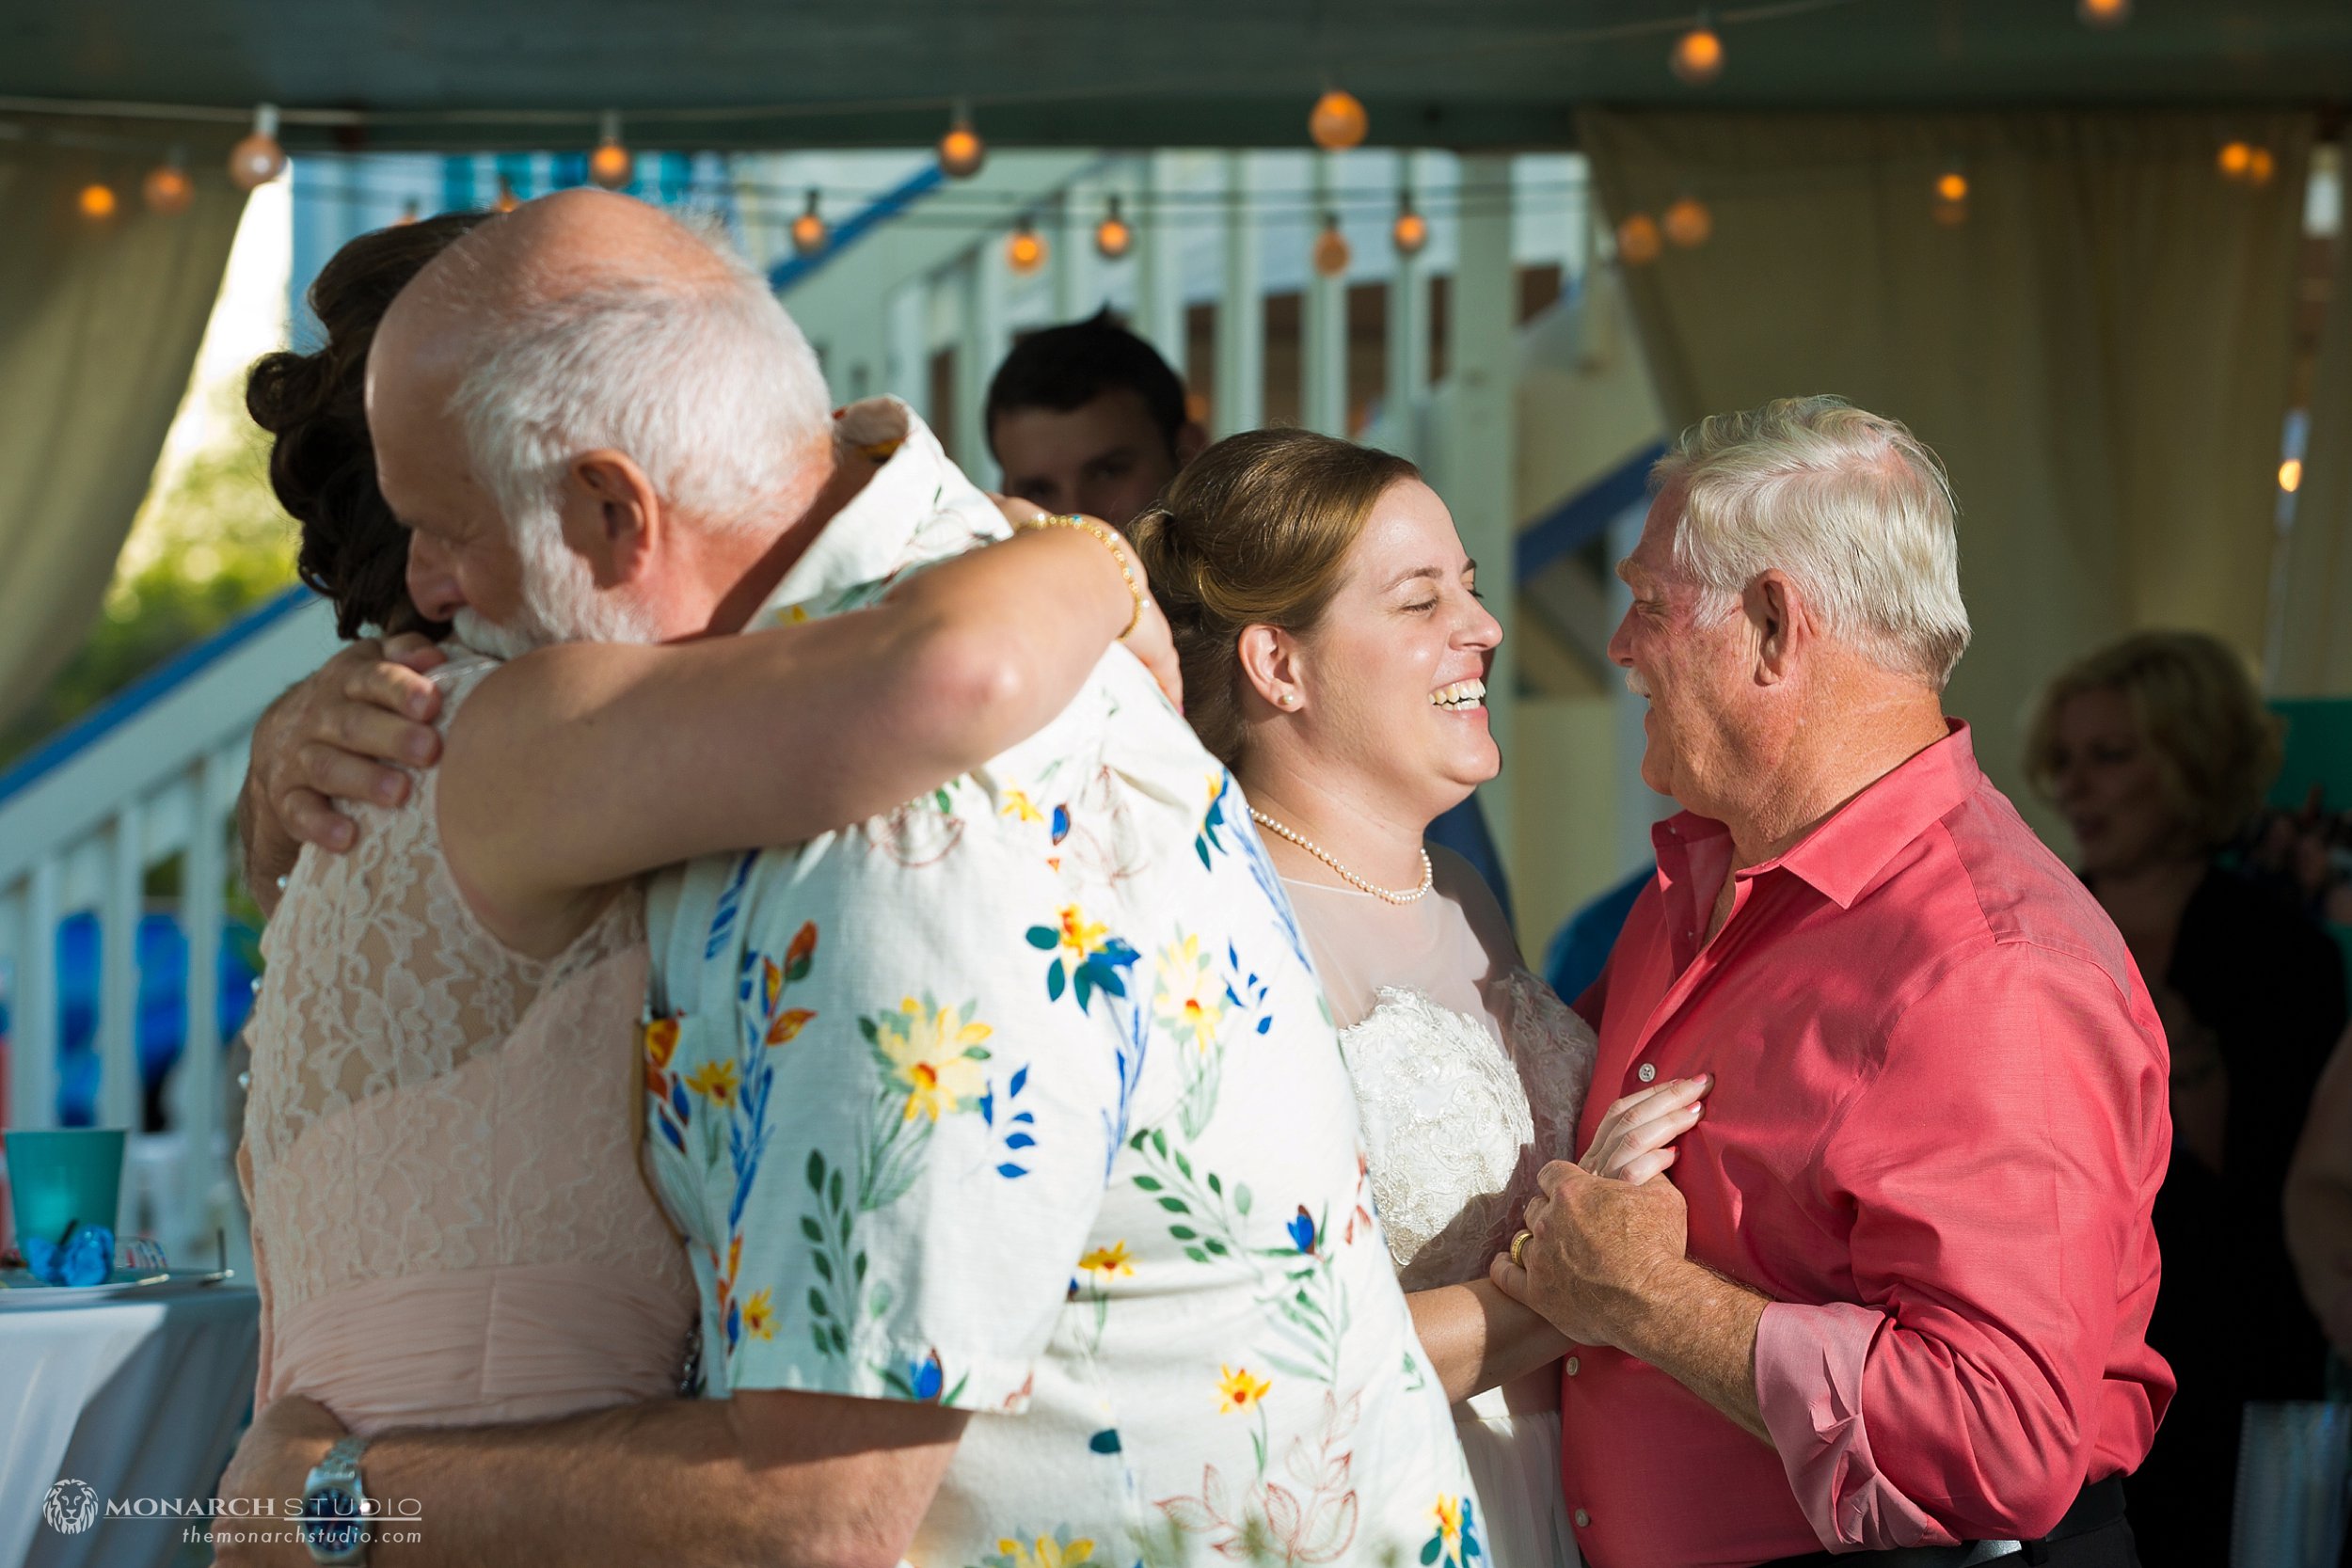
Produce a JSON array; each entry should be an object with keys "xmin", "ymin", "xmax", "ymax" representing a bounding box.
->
[{"xmin": 4, "ymin": 1129, "xmax": 127, "ymax": 1253}]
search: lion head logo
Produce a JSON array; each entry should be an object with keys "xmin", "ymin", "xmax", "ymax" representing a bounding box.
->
[{"xmin": 43, "ymin": 1478, "xmax": 99, "ymax": 1534}]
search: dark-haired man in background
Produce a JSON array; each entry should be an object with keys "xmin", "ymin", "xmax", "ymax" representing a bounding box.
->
[
  {"xmin": 984, "ymin": 307, "xmax": 1207, "ymax": 528},
  {"xmin": 986, "ymin": 309, "xmax": 1517, "ymax": 916}
]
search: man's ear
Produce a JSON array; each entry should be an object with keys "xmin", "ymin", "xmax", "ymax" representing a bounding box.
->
[
  {"xmin": 1173, "ymin": 420, "xmax": 1210, "ymax": 468},
  {"xmin": 1236, "ymin": 623, "xmax": 1307, "ymax": 713},
  {"xmin": 1743, "ymin": 570, "xmax": 1810, "ymax": 688},
  {"xmin": 564, "ymin": 451, "xmax": 662, "ymax": 589}
]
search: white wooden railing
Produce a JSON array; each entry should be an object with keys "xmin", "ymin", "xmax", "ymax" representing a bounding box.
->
[{"xmin": 0, "ymin": 589, "xmax": 340, "ymax": 1265}]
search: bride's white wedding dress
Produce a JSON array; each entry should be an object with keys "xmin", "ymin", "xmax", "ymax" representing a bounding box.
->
[{"xmin": 1284, "ymin": 848, "xmax": 1596, "ymax": 1568}]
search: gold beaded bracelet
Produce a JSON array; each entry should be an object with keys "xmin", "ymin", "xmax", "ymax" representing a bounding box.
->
[{"xmin": 1017, "ymin": 512, "xmax": 1145, "ymax": 641}]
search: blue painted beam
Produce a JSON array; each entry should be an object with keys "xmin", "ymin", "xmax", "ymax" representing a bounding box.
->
[{"xmin": 1513, "ymin": 441, "xmax": 1664, "ymax": 586}]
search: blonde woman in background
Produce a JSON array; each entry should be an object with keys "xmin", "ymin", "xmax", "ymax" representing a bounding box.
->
[
  {"xmin": 1131, "ymin": 430, "xmax": 1704, "ymax": 1568},
  {"xmin": 2026, "ymin": 629, "xmax": 2347, "ymax": 1564}
]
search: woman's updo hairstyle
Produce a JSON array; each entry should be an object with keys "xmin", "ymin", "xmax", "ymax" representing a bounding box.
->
[
  {"xmin": 1127, "ymin": 427, "xmax": 1419, "ymax": 765},
  {"xmin": 246, "ymin": 210, "xmax": 492, "ymax": 638}
]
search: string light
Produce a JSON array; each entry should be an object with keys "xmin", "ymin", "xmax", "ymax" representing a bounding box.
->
[
  {"xmin": 2218, "ymin": 141, "xmax": 2252, "ymax": 179},
  {"xmin": 2280, "ymin": 457, "xmax": 2304, "ymax": 493},
  {"xmin": 939, "ymin": 103, "xmax": 986, "ymax": 180},
  {"xmin": 1093, "ymin": 194, "xmax": 1133, "ymax": 260},
  {"xmin": 1310, "ymin": 88, "xmax": 1369, "ymax": 150},
  {"xmin": 1662, "ymin": 196, "xmax": 1711, "ymax": 248},
  {"xmin": 2077, "ymin": 0, "xmax": 2130, "ymax": 25},
  {"xmin": 1931, "ymin": 167, "xmax": 1969, "ymax": 225},
  {"xmin": 228, "ymin": 103, "xmax": 286, "ymax": 190},
  {"xmin": 396, "ymin": 199, "xmax": 421, "ymax": 226},
  {"xmin": 1616, "ymin": 213, "xmax": 1662, "ymax": 265},
  {"xmin": 494, "ymin": 176, "xmax": 520, "ymax": 214},
  {"xmin": 1311, "ymin": 212, "xmax": 1352, "ymax": 277},
  {"xmin": 1672, "ymin": 20, "xmax": 1725, "ymax": 85},
  {"xmin": 1007, "ymin": 217, "xmax": 1046, "ymax": 274},
  {"xmin": 1391, "ymin": 193, "xmax": 1429, "ymax": 256},
  {"xmin": 78, "ymin": 182, "xmax": 118, "ymax": 219},
  {"xmin": 791, "ymin": 188, "xmax": 829, "ymax": 255},
  {"xmin": 142, "ymin": 154, "xmax": 192, "ymax": 215},
  {"xmin": 2248, "ymin": 146, "xmax": 2276, "ymax": 185},
  {"xmin": 589, "ymin": 110, "xmax": 633, "ymax": 189}
]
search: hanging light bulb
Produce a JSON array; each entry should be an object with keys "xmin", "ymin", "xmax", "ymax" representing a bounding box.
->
[
  {"xmin": 1311, "ymin": 213, "xmax": 1352, "ymax": 277},
  {"xmin": 2218, "ymin": 141, "xmax": 2253, "ymax": 181},
  {"xmin": 938, "ymin": 103, "xmax": 986, "ymax": 180},
  {"xmin": 1932, "ymin": 168, "xmax": 1969, "ymax": 226},
  {"xmin": 1094, "ymin": 194, "xmax": 1134, "ymax": 260},
  {"xmin": 396, "ymin": 199, "xmax": 421, "ymax": 227},
  {"xmin": 590, "ymin": 111, "xmax": 633, "ymax": 190},
  {"xmin": 1672, "ymin": 20, "xmax": 1725, "ymax": 85},
  {"xmin": 2077, "ymin": 0, "xmax": 2130, "ymax": 26},
  {"xmin": 2280, "ymin": 457, "xmax": 2304, "ymax": 494},
  {"xmin": 142, "ymin": 153, "xmax": 193, "ymax": 215},
  {"xmin": 1310, "ymin": 88, "xmax": 1369, "ymax": 151},
  {"xmin": 1007, "ymin": 218, "xmax": 1047, "ymax": 275},
  {"xmin": 78, "ymin": 182, "xmax": 118, "ymax": 220},
  {"xmin": 495, "ymin": 176, "xmax": 520, "ymax": 214},
  {"xmin": 2248, "ymin": 146, "xmax": 2277, "ymax": 185},
  {"xmin": 1662, "ymin": 196, "xmax": 1712, "ymax": 248},
  {"xmin": 791, "ymin": 189, "xmax": 830, "ymax": 256},
  {"xmin": 228, "ymin": 103, "xmax": 287, "ymax": 190},
  {"xmin": 1391, "ymin": 193, "xmax": 1429, "ymax": 256},
  {"xmin": 1616, "ymin": 213, "xmax": 1663, "ymax": 265}
]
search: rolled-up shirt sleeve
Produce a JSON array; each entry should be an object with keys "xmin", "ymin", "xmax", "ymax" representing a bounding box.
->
[{"xmin": 1752, "ymin": 940, "xmax": 2170, "ymax": 1548}]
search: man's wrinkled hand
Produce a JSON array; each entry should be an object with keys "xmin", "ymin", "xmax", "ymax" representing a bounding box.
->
[
  {"xmin": 1488, "ymin": 1158, "xmax": 1691, "ymax": 1351},
  {"xmin": 252, "ymin": 635, "xmax": 447, "ymax": 856},
  {"xmin": 213, "ymin": 1395, "xmax": 349, "ymax": 1566}
]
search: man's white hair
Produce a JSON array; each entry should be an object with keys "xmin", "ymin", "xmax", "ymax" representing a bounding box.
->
[
  {"xmin": 1651, "ymin": 395, "xmax": 1972, "ymax": 689},
  {"xmin": 443, "ymin": 214, "xmax": 834, "ymax": 651}
]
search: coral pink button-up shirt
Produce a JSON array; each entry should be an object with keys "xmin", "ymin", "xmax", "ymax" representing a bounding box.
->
[{"xmin": 1564, "ymin": 722, "xmax": 2173, "ymax": 1568}]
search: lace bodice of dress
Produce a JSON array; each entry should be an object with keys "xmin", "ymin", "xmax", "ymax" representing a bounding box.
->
[
  {"xmin": 1283, "ymin": 848, "xmax": 1597, "ymax": 1293},
  {"xmin": 240, "ymin": 652, "xmax": 693, "ymax": 1322},
  {"xmin": 1342, "ymin": 971, "xmax": 1596, "ymax": 1291}
]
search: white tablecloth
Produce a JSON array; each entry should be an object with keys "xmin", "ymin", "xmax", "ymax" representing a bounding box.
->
[{"xmin": 0, "ymin": 1285, "xmax": 259, "ymax": 1568}]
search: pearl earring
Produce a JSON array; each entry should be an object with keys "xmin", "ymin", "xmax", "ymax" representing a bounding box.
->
[{"xmin": 1279, "ymin": 692, "xmax": 1298, "ymax": 707}]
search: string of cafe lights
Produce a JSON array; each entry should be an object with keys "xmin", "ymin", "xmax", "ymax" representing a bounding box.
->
[{"xmin": 22, "ymin": 0, "xmax": 2177, "ymax": 266}]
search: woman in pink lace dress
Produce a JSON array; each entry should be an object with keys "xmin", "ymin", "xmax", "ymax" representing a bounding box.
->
[{"xmin": 235, "ymin": 214, "xmax": 1177, "ymax": 1433}]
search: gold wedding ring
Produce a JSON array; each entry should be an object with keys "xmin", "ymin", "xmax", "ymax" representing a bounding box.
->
[{"xmin": 1509, "ymin": 1228, "xmax": 1533, "ymax": 1268}]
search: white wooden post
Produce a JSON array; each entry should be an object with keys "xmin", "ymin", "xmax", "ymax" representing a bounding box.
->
[
  {"xmin": 956, "ymin": 243, "xmax": 1009, "ymax": 483},
  {"xmin": 98, "ymin": 806, "xmax": 142, "ymax": 1132},
  {"xmin": 13, "ymin": 860, "xmax": 63, "ymax": 1135},
  {"xmin": 1303, "ymin": 152, "xmax": 1349, "ymax": 438},
  {"xmin": 175, "ymin": 751, "xmax": 228, "ymax": 1256},
  {"xmin": 1444, "ymin": 154, "xmax": 1520, "ymax": 853},
  {"xmin": 1385, "ymin": 151, "xmax": 1431, "ymax": 462},
  {"xmin": 885, "ymin": 278, "xmax": 930, "ymax": 420},
  {"xmin": 1136, "ymin": 152, "xmax": 1187, "ymax": 376},
  {"xmin": 1216, "ymin": 151, "xmax": 1264, "ymax": 438}
]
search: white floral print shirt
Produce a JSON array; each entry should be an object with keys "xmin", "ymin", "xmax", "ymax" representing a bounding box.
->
[{"xmin": 641, "ymin": 400, "xmax": 1483, "ymax": 1568}]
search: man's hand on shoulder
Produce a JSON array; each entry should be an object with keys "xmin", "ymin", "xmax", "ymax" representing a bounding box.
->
[{"xmin": 241, "ymin": 636, "xmax": 448, "ymax": 899}]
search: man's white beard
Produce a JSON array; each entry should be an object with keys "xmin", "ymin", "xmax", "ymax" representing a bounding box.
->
[
  {"xmin": 454, "ymin": 514, "xmax": 658, "ymax": 659},
  {"xmin": 1624, "ymin": 666, "xmax": 1653, "ymax": 699}
]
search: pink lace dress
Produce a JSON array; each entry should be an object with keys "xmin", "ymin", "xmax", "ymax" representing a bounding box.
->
[{"xmin": 239, "ymin": 653, "xmax": 696, "ymax": 1434}]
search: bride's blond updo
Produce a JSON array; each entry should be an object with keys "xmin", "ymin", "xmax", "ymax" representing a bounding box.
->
[{"xmin": 1127, "ymin": 428, "xmax": 1420, "ymax": 765}]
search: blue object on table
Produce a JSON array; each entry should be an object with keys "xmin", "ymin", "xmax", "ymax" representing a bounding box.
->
[
  {"xmin": 1427, "ymin": 796, "xmax": 1512, "ymax": 926},
  {"xmin": 23, "ymin": 1223, "xmax": 116, "ymax": 1287},
  {"xmin": 1544, "ymin": 863, "xmax": 1655, "ymax": 1006}
]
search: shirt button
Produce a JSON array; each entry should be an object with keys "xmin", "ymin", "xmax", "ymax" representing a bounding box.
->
[
  {"xmin": 1565, "ymin": 1355, "xmax": 1580, "ymax": 1376},
  {"xmin": 1637, "ymin": 1063, "xmax": 1658, "ymax": 1084},
  {"xmin": 1574, "ymin": 1509, "xmax": 1591, "ymax": 1528}
]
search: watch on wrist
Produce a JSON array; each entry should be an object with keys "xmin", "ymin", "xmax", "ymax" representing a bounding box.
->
[{"xmin": 299, "ymin": 1434, "xmax": 373, "ymax": 1565}]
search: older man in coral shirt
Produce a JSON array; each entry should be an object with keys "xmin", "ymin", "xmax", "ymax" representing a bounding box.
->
[{"xmin": 1493, "ymin": 397, "xmax": 2171, "ymax": 1568}]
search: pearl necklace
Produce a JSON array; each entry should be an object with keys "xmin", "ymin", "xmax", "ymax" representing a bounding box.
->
[{"xmin": 1248, "ymin": 809, "xmax": 1434, "ymax": 905}]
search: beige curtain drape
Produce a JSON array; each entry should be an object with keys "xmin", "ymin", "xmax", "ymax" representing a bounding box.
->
[
  {"xmin": 2274, "ymin": 218, "xmax": 2352, "ymax": 696},
  {"xmin": 0, "ymin": 135, "xmax": 247, "ymax": 731},
  {"xmin": 1578, "ymin": 109, "xmax": 2313, "ymax": 805}
]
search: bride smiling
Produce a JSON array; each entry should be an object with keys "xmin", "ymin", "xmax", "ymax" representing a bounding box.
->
[{"xmin": 1130, "ymin": 430, "xmax": 1704, "ymax": 1567}]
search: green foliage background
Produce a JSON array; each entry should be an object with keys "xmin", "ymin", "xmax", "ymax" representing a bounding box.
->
[{"xmin": 0, "ymin": 415, "xmax": 298, "ymax": 770}]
